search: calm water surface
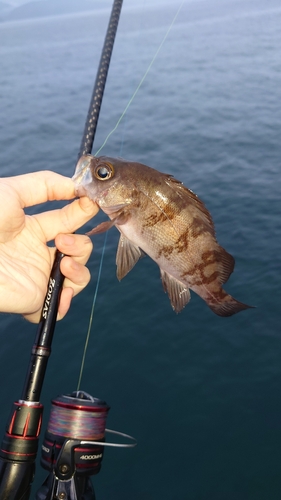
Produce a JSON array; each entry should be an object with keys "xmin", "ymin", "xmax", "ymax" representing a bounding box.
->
[{"xmin": 0, "ymin": 1, "xmax": 280, "ymax": 498}]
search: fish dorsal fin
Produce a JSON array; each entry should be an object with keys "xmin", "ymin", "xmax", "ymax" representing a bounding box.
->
[
  {"xmin": 165, "ymin": 176, "xmax": 215, "ymax": 237},
  {"xmin": 116, "ymin": 234, "xmax": 145, "ymax": 280},
  {"xmin": 160, "ymin": 269, "xmax": 191, "ymax": 313}
]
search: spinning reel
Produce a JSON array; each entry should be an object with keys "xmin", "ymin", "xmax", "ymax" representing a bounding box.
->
[{"xmin": 36, "ymin": 391, "xmax": 135, "ymax": 500}]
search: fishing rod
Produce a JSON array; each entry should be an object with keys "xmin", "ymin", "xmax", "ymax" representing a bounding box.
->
[{"xmin": 0, "ymin": 1, "xmax": 125, "ymax": 499}]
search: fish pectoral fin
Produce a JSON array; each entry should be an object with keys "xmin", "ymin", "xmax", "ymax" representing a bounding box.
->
[
  {"xmin": 160, "ymin": 270, "xmax": 191, "ymax": 313},
  {"xmin": 86, "ymin": 211, "xmax": 130, "ymax": 236},
  {"xmin": 116, "ymin": 234, "xmax": 145, "ymax": 280}
]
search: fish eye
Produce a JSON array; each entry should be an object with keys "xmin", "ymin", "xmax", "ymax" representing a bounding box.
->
[{"xmin": 94, "ymin": 163, "xmax": 114, "ymax": 181}]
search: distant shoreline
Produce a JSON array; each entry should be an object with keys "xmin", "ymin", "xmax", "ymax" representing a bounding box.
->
[{"xmin": 0, "ymin": 0, "xmax": 109, "ymax": 23}]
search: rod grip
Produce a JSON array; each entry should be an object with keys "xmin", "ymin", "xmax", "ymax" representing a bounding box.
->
[{"xmin": 0, "ymin": 460, "xmax": 35, "ymax": 500}]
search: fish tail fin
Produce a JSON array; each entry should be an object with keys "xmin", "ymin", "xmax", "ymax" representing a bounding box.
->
[{"xmin": 207, "ymin": 293, "xmax": 253, "ymax": 317}]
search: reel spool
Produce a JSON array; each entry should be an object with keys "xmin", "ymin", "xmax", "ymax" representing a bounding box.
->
[{"xmin": 41, "ymin": 391, "xmax": 109, "ymax": 477}]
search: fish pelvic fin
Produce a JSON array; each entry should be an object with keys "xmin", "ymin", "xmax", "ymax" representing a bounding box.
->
[
  {"xmin": 160, "ymin": 270, "xmax": 191, "ymax": 313},
  {"xmin": 116, "ymin": 234, "xmax": 145, "ymax": 280},
  {"xmin": 86, "ymin": 219, "xmax": 116, "ymax": 235},
  {"xmin": 86, "ymin": 210, "xmax": 130, "ymax": 236},
  {"xmin": 207, "ymin": 293, "xmax": 253, "ymax": 317}
]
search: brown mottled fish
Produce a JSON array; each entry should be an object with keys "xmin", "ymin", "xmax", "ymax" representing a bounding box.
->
[{"xmin": 72, "ymin": 154, "xmax": 251, "ymax": 317}]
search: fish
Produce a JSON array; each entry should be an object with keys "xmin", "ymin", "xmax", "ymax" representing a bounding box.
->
[{"xmin": 72, "ymin": 154, "xmax": 251, "ymax": 317}]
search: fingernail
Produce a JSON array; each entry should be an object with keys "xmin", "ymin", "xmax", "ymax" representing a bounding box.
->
[{"xmin": 61, "ymin": 234, "xmax": 75, "ymax": 245}]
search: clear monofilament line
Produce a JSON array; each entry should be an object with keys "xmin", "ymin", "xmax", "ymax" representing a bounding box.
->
[
  {"xmin": 95, "ymin": 0, "xmax": 185, "ymax": 156},
  {"xmin": 77, "ymin": 232, "xmax": 108, "ymax": 391}
]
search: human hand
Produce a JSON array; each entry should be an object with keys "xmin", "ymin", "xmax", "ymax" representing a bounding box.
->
[{"xmin": 0, "ymin": 170, "xmax": 98, "ymax": 323}]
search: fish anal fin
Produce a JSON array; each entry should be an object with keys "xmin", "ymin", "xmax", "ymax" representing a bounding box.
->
[
  {"xmin": 86, "ymin": 211, "xmax": 130, "ymax": 236},
  {"xmin": 160, "ymin": 269, "xmax": 191, "ymax": 313},
  {"xmin": 116, "ymin": 234, "xmax": 145, "ymax": 280}
]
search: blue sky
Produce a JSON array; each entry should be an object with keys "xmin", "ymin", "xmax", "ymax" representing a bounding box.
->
[{"xmin": 8, "ymin": 0, "xmax": 173, "ymax": 6}]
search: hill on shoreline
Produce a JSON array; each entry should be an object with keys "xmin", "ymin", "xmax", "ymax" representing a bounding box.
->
[{"xmin": 2, "ymin": 0, "xmax": 109, "ymax": 21}]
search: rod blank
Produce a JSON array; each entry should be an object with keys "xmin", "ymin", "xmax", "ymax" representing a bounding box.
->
[{"xmin": 79, "ymin": 0, "xmax": 123, "ymax": 158}]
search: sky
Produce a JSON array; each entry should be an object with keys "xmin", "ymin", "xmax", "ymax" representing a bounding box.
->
[{"xmin": 8, "ymin": 0, "xmax": 172, "ymax": 6}]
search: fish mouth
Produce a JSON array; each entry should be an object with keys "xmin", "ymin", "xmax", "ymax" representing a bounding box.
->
[
  {"xmin": 73, "ymin": 154, "xmax": 93, "ymax": 175},
  {"xmin": 72, "ymin": 155, "xmax": 93, "ymax": 181},
  {"xmin": 72, "ymin": 157, "xmax": 94, "ymax": 197},
  {"xmin": 74, "ymin": 184, "xmax": 90, "ymax": 198}
]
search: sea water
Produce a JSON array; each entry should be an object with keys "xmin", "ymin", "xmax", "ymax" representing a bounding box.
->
[{"xmin": 0, "ymin": 1, "xmax": 280, "ymax": 498}]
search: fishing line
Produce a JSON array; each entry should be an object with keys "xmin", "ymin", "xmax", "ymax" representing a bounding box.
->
[
  {"xmin": 47, "ymin": 394, "xmax": 109, "ymax": 441},
  {"xmin": 95, "ymin": 0, "xmax": 186, "ymax": 155},
  {"xmin": 77, "ymin": 231, "xmax": 108, "ymax": 392},
  {"xmin": 77, "ymin": 0, "xmax": 185, "ymax": 386}
]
